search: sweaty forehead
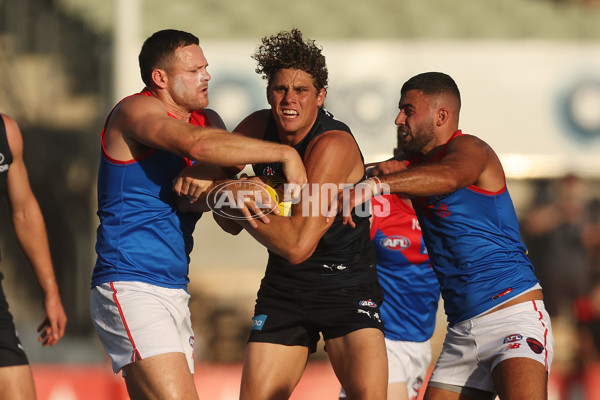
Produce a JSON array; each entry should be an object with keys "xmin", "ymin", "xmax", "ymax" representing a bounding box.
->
[
  {"xmin": 272, "ymin": 68, "xmax": 314, "ymax": 86},
  {"xmin": 173, "ymin": 44, "xmax": 206, "ymax": 67}
]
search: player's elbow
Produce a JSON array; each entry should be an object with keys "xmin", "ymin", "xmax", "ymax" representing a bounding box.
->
[
  {"xmin": 286, "ymin": 251, "xmax": 310, "ymax": 265},
  {"xmin": 437, "ymin": 173, "xmax": 464, "ymax": 194},
  {"xmin": 222, "ymin": 224, "xmax": 243, "ymax": 236},
  {"xmin": 213, "ymin": 214, "xmax": 243, "ymax": 235},
  {"xmin": 187, "ymin": 139, "xmax": 213, "ymax": 162},
  {"xmin": 442, "ymin": 180, "xmax": 461, "ymax": 193},
  {"xmin": 284, "ymin": 241, "xmax": 317, "ymax": 265}
]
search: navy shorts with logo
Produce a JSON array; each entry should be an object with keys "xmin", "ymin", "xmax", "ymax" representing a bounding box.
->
[
  {"xmin": 248, "ymin": 280, "xmax": 384, "ymax": 353},
  {"xmin": 0, "ymin": 277, "xmax": 29, "ymax": 367}
]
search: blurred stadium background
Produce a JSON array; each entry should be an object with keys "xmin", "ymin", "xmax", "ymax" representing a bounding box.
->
[{"xmin": 2, "ymin": 0, "xmax": 600, "ymax": 398}]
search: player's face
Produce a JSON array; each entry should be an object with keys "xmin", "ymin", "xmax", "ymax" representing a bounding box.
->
[
  {"xmin": 166, "ymin": 45, "xmax": 211, "ymax": 111},
  {"xmin": 267, "ymin": 68, "xmax": 325, "ymax": 144},
  {"xmin": 395, "ymin": 89, "xmax": 436, "ymax": 155}
]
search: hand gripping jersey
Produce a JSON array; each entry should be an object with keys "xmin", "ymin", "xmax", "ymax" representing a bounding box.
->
[
  {"xmin": 91, "ymin": 90, "xmax": 204, "ymax": 290},
  {"xmin": 253, "ymin": 108, "xmax": 377, "ymax": 290},
  {"xmin": 409, "ymin": 131, "xmax": 539, "ymax": 325},
  {"xmin": 371, "ymin": 194, "xmax": 439, "ymax": 342}
]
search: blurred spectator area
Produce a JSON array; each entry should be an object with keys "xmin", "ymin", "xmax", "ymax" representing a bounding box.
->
[
  {"xmin": 0, "ymin": 0, "xmax": 111, "ymax": 336},
  {"xmin": 518, "ymin": 174, "xmax": 600, "ymax": 387},
  {"xmin": 56, "ymin": 0, "xmax": 600, "ymax": 40}
]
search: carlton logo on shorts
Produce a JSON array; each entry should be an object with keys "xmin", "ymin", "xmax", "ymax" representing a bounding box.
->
[
  {"xmin": 251, "ymin": 315, "xmax": 268, "ymax": 331},
  {"xmin": 359, "ymin": 299, "xmax": 377, "ymax": 308},
  {"xmin": 526, "ymin": 337, "xmax": 544, "ymax": 354}
]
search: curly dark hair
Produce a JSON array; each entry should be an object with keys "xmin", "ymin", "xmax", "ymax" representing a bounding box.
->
[{"xmin": 252, "ymin": 28, "xmax": 328, "ymax": 92}]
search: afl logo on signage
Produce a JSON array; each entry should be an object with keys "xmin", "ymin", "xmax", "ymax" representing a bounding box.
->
[
  {"xmin": 559, "ymin": 77, "xmax": 600, "ymax": 142},
  {"xmin": 380, "ymin": 235, "xmax": 410, "ymax": 250}
]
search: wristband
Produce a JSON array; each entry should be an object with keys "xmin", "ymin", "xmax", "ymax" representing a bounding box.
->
[{"xmin": 364, "ymin": 177, "xmax": 381, "ymax": 196}]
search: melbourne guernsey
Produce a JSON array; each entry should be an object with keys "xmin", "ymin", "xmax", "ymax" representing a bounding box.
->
[
  {"xmin": 371, "ymin": 194, "xmax": 439, "ymax": 341},
  {"xmin": 409, "ymin": 130, "xmax": 539, "ymax": 325},
  {"xmin": 92, "ymin": 89, "xmax": 204, "ymax": 290}
]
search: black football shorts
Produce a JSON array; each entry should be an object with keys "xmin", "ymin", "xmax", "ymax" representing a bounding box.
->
[
  {"xmin": 0, "ymin": 280, "xmax": 29, "ymax": 367},
  {"xmin": 248, "ymin": 280, "xmax": 384, "ymax": 353}
]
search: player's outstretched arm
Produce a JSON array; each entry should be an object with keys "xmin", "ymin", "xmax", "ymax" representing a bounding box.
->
[
  {"xmin": 343, "ymin": 134, "xmax": 505, "ymax": 226},
  {"xmin": 3, "ymin": 114, "xmax": 67, "ymax": 346},
  {"xmin": 113, "ymin": 96, "xmax": 308, "ymax": 186}
]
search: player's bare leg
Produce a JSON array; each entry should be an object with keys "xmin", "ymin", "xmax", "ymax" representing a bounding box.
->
[
  {"xmin": 240, "ymin": 342, "xmax": 309, "ymax": 400},
  {"xmin": 493, "ymin": 357, "xmax": 548, "ymax": 400},
  {"xmin": 388, "ymin": 382, "xmax": 409, "ymax": 400},
  {"xmin": 0, "ymin": 365, "xmax": 37, "ymax": 400},
  {"xmin": 123, "ymin": 352, "xmax": 198, "ymax": 400},
  {"xmin": 327, "ymin": 328, "xmax": 388, "ymax": 400}
]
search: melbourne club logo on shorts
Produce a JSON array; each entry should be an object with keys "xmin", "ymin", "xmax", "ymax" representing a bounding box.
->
[
  {"xmin": 526, "ymin": 337, "xmax": 544, "ymax": 354},
  {"xmin": 251, "ymin": 314, "xmax": 268, "ymax": 331}
]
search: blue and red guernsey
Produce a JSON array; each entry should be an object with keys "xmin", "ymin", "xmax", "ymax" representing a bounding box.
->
[
  {"xmin": 408, "ymin": 131, "xmax": 539, "ymax": 325},
  {"xmin": 91, "ymin": 89, "xmax": 204, "ymax": 290},
  {"xmin": 371, "ymin": 194, "xmax": 439, "ymax": 342}
]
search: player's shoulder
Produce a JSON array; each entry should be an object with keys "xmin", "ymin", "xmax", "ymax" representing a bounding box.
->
[
  {"xmin": 447, "ymin": 132, "xmax": 493, "ymax": 154},
  {"xmin": 451, "ymin": 131, "xmax": 486, "ymax": 145},
  {"xmin": 234, "ymin": 109, "xmax": 270, "ymax": 139},
  {"xmin": 114, "ymin": 92, "xmax": 166, "ymax": 121},
  {"xmin": 309, "ymin": 128, "xmax": 355, "ymax": 150},
  {"xmin": 319, "ymin": 108, "xmax": 351, "ymax": 132},
  {"xmin": 304, "ymin": 129, "xmax": 361, "ymax": 175},
  {"xmin": 203, "ymin": 109, "xmax": 227, "ymax": 129},
  {"xmin": 240, "ymin": 109, "xmax": 270, "ymax": 124}
]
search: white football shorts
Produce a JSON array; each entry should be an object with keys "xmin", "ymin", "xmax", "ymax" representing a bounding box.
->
[
  {"xmin": 429, "ymin": 299, "xmax": 554, "ymax": 393},
  {"xmin": 386, "ymin": 338, "xmax": 431, "ymax": 398},
  {"xmin": 90, "ymin": 281, "xmax": 195, "ymax": 375}
]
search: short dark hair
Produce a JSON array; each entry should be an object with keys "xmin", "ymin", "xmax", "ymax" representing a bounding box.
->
[
  {"xmin": 401, "ymin": 72, "xmax": 461, "ymax": 108},
  {"xmin": 252, "ymin": 28, "xmax": 328, "ymax": 92},
  {"xmin": 138, "ymin": 29, "xmax": 199, "ymax": 87}
]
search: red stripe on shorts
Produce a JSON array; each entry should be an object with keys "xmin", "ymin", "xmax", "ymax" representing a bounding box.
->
[
  {"xmin": 532, "ymin": 300, "xmax": 549, "ymax": 370},
  {"xmin": 110, "ymin": 282, "xmax": 142, "ymax": 363}
]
